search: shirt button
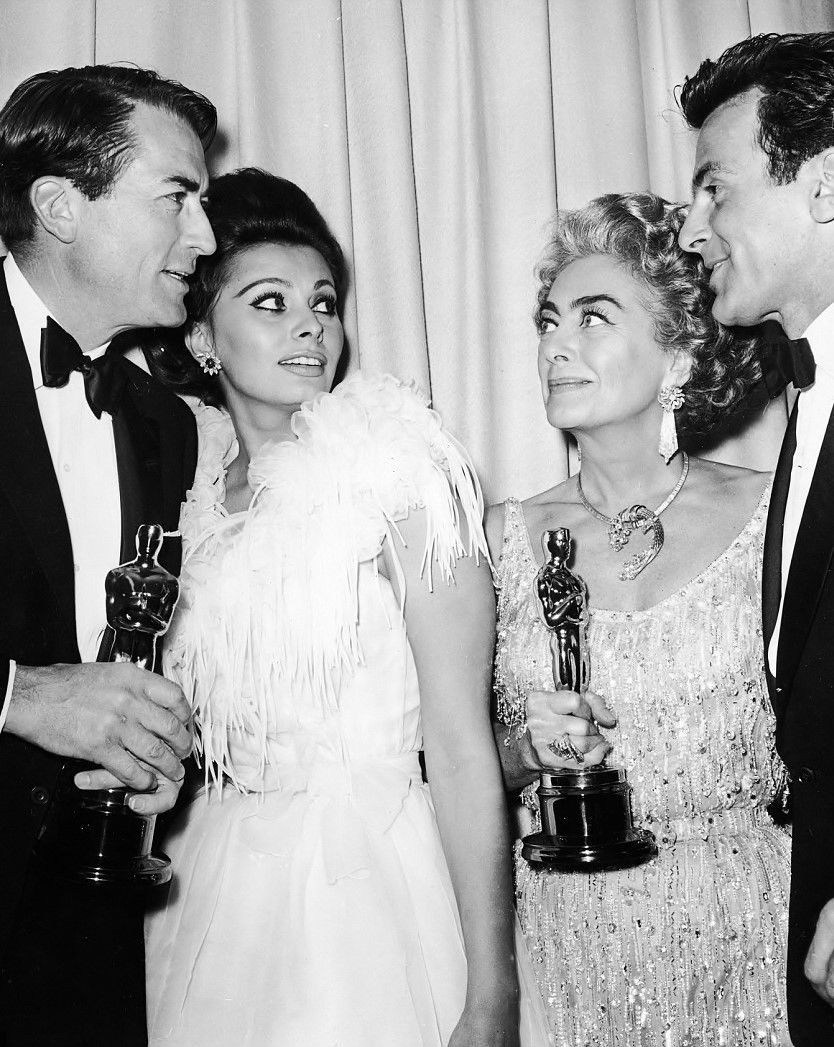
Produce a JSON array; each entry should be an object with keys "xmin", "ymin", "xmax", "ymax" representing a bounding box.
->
[
  {"xmin": 74, "ymin": 563, "xmax": 80, "ymax": 574},
  {"xmin": 30, "ymin": 786, "xmax": 49, "ymax": 806},
  {"xmin": 62, "ymin": 462, "xmax": 71, "ymax": 472},
  {"xmin": 796, "ymin": 766, "xmax": 816, "ymax": 785}
]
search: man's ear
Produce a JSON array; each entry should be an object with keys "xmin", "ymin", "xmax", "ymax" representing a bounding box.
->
[
  {"xmin": 29, "ymin": 176, "xmax": 79, "ymax": 244},
  {"xmin": 809, "ymin": 151, "xmax": 834, "ymax": 224}
]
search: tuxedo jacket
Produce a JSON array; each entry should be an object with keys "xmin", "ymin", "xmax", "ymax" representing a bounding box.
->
[
  {"xmin": 0, "ymin": 262, "xmax": 197, "ymax": 955},
  {"xmin": 765, "ymin": 404, "xmax": 834, "ymax": 1044}
]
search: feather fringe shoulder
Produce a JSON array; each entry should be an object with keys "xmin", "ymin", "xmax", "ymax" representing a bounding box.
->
[{"xmin": 164, "ymin": 372, "xmax": 489, "ymax": 789}]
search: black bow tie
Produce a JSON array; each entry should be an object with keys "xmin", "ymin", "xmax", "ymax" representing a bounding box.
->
[
  {"xmin": 760, "ymin": 321, "xmax": 816, "ymax": 395},
  {"xmin": 39, "ymin": 317, "xmax": 125, "ymax": 418}
]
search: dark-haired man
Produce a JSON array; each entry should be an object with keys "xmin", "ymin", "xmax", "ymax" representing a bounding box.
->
[
  {"xmin": 0, "ymin": 65, "xmax": 216, "ymax": 1046},
  {"xmin": 679, "ymin": 32, "xmax": 834, "ymax": 1045}
]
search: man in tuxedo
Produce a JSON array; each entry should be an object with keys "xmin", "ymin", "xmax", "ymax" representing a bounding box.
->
[
  {"xmin": 0, "ymin": 66, "xmax": 216, "ymax": 1045},
  {"xmin": 678, "ymin": 32, "xmax": 834, "ymax": 1045}
]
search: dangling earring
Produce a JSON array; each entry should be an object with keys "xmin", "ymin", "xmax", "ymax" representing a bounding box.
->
[
  {"xmin": 198, "ymin": 353, "xmax": 222, "ymax": 376},
  {"xmin": 657, "ymin": 385, "xmax": 685, "ymax": 463}
]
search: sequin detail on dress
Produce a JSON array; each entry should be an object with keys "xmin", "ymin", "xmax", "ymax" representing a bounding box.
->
[{"xmin": 495, "ymin": 491, "xmax": 792, "ymax": 1047}]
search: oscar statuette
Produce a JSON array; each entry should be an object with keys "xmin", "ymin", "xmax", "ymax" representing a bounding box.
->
[
  {"xmin": 521, "ymin": 527, "xmax": 657, "ymax": 871},
  {"xmin": 35, "ymin": 524, "xmax": 180, "ymax": 886}
]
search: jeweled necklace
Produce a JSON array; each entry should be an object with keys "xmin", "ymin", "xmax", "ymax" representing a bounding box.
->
[{"xmin": 576, "ymin": 453, "xmax": 690, "ymax": 581}]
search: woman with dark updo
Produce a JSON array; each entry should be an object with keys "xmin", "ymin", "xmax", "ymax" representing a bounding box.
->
[
  {"xmin": 143, "ymin": 169, "xmax": 547, "ymax": 1046},
  {"xmin": 489, "ymin": 193, "xmax": 791, "ymax": 1045}
]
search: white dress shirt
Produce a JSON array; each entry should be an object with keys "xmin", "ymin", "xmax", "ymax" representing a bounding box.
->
[
  {"xmin": 4, "ymin": 252, "xmax": 122, "ymax": 664},
  {"xmin": 768, "ymin": 300, "xmax": 834, "ymax": 676}
]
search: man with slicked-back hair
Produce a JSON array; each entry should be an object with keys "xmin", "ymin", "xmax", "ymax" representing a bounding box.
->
[
  {"xmin": 0, "ymin": 65, "xmax": 216, "ymax": 1046},
  {"xmin": 679, "ymin": 32, "xmax": 834, "ymax": 1045}
]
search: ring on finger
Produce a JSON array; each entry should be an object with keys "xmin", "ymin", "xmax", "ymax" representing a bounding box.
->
[
  {"xmin": 546, "ymin": 734, "xmax": 574, "ymax": 761},
  {"xmin": 547, "ymin": 732, "xmax": 585, "ymax": 764}
]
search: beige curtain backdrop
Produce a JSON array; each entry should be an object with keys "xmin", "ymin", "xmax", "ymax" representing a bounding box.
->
[{"xmin": 2, "ymin": 0, "xmax": 832, "ymax": 499}]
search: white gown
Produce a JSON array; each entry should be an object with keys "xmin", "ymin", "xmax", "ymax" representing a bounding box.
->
[{"xmin": 145, "ymin": 374, "xmax": 549, "ymax": 1046}]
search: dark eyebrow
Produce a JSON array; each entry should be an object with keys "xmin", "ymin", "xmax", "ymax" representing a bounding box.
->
[
  {"xmin": 538, "ymin": 293, "xmax": 623, "ymax": 315},
  {"xmin": 691, "ymin": 160, "xmax": 724, "ymax": 192},
  {"xmin": 163, "ymin": 174, "xmax": 204, "ymax": 194},
  {"xmin": 234, "ymin": 276, "xmax": 336, "ymax": 298},
  {"xmin": 569, "ymin": 293, "xmax": 623, "ymax": 311}
]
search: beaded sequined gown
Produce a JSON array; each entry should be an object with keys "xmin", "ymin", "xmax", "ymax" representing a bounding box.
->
[{"xmin": 494, "ymin": 491, "xmax": 792, "ymax": 1047}]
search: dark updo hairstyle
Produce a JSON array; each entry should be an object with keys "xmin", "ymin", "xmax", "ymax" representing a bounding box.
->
[
  {"xmin": 146, "ymin": 167, "xmax": 348, "ymax": 404},
  {"xmin": 535, "ymin": 192, "xmax": 762, "ymax": 437}
]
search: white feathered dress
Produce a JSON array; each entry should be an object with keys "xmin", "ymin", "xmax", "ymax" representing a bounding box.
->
[{"xmin": 145, "ymin": 373, "xmax": 491, "ymax": 1046}]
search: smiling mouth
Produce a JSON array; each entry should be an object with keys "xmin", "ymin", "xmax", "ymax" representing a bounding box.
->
[
  {"xmin": 548, "ymin": 378, "xmax": 591, "ymax": 393},
  {"xmin": 279, "ymin": 355, "xmax": 326, "ymax": 372},
  {"xmin": 163, "ymin": 269, "xmax": 191, "ymax": 285}
]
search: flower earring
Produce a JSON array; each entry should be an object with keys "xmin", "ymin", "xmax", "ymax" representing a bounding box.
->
[
  {"xmin": 198, "ymin": 353, "xmax": 222, "ymax": 376},
  {"xmin": 657, "ymin": 385, "xmax": 685, "ymax": 463}
]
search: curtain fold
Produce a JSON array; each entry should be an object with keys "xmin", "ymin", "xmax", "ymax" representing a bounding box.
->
[{"xmin": 2, "ymin": 0, "xmax": 832, "ymax": 497}]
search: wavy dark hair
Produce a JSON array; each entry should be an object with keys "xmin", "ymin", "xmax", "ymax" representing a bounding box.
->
[
  {"xmin": 0, "ymin": 64, "xmax": 216, "ymax": 252},
  {"xmin": 679, "ymin": 32, "xmax": 834, "ymax": 184},
  {"xmin": 535, "ymin": 192, "xmax": 762, "ymax": 436},
  {"xmin": 145, "ymin": 167, "xmax": 348, "ymax": 404}
]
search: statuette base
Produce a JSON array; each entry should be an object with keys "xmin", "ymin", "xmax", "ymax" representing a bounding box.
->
[
  {"xmin": 36, "ymin": 773, "xmax": 172, "ymax": 888},
  {"xmin": 521, "ymin": 828, "xmax": 657, "ymax": 871},
  {"xmin": 522, "ymin": 766, "xmax": 657, "ymax": 871}
]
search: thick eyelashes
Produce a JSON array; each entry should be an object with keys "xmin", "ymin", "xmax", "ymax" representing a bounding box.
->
[
  {"xmin": 252, "ymin": 292, "xmax": 286, "ymax": 312},
  {"xmin": 250, "ymin": 292, "xmax": 338, "ymax": 316},
  {"xmin": 311, "ymin": 295, "xmax": 337, "ymax": 317},
  {"xmin": 580, "ymin": 308, "xmax": 609, "ymax": 327},
  {"xmin": 535, "ymin": 312, "xmax": 557, "ymax": 335},
  {"xmin": 534, "ymin": 307, "xmax": 610, "ymax": 334}
]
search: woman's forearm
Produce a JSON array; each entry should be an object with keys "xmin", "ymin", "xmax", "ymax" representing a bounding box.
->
[
  {"xmin": 387, "ymin": 505, "xmax": 519, "ymax": 1019},
  {"xmin": 493, "ymin": 721, "xmax": 540, "ymax": 794},
  {"xmin": 426, "ymin": 739, "xmax": 518, "ymax": 997}
]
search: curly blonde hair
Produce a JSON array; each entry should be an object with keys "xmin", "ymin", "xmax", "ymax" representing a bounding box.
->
[{"xmin": 535, "ymin": 192, "xmax": 762, "ymax": 436}]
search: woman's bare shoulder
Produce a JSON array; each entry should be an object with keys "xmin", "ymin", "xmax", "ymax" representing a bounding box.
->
[
  {"xmin": 687, "ymin": 456, "xmax": 771, "ymax": 506},
  {"xmin": 520, "ymin": 479, "xmax": 587, "ymax": 543},
  {"xmin": 523, "ymin": 477, "xmax": 576, "ymax": 510},
  {"xmin": 691, "ymin": 456, "xmax": 770, "ymax": 479},
  {"xmin": 485, "ymin": 480, "xmax": 578, "ymax": 560}
]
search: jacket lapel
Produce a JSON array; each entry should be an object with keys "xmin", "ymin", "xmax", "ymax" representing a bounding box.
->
[
  {"xmin": 112, "ymin": 367, "xmax": 163, "ymax": 566},
  {"xmin": 112, "ymin": 352, "xmax": 196, "ymax": 575},
  {"xmin": 776, "ymin": 401, "xmax": 834, "ymax": 691},
  {"xmin": 763, "ymin": 402, "xmax": 798, "ymax": 659},
  {"xmin": 96, "ymin": 353, "xmax": 196, "ymax": 663},
  {"xmin": 0, "ymin": 261, "xmax": 78, "ymax": 650}
]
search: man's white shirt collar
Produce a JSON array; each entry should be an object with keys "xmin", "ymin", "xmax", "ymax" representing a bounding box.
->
[
  {"xmin": 4, "ymin": 252, "xmax": 108, "ymax": 392},
  {"xmin": 5, "ymin": 252, "xmax": 53, "ymax": 392},
  {"xmin": 802, "ymin": 300, "xmax": 834, "ymax": 384}
]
